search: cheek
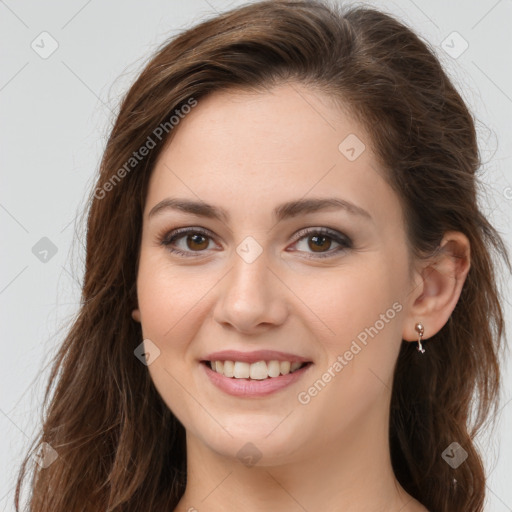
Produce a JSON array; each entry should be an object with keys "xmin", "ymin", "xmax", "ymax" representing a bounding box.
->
[
  {"xmin": 136, "ymin": 254, "xmax": 212, "ymax": 344},
  {"xmin": 307, "ymin": 263, "xmax": 406, "ymax": 416},
  {"xmin": 300, "ymin": 260, "xmax": 405, "ymax": 351},
  {"xmin": 294, "ymin": 264, "xmax": 406, "ymax": 437},
  {"xmin": 135, "ymin": 255, "xmax": 209, "ymax": 422}
]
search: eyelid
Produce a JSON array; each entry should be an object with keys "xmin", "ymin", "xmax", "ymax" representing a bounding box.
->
[
  {"xmin": 287, "ymin": 226, "xmax": 352, "ymax": 259},
  {"xmin": 160, "ymin": 226, "xmax": 220, "ymax": 252},
  {"xmin": 291, "ymin": 226, "xmax": 351, "ymax": 244},
  {"xmin": 161, "ymin": 226, "xmax": 215, "ymax": 241}
]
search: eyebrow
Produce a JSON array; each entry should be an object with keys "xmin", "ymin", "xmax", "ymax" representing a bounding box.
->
[{"xmin": 148, "ymin": 196, "xmax": 372, "ymax": 223}]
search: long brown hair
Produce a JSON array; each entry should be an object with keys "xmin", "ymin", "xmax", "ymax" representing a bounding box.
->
[{"xmin": 14, "ymin": 1, "xmax": 510, "ymax": 510}]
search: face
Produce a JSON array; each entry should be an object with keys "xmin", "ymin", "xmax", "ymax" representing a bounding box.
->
[{"xmin": 133, "ymin": 82, "xmax": 415, "ymax": 466}]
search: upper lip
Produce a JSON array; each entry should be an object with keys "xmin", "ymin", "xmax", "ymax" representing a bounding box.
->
[{"xmin": 202, "ymin": 350, "xmax": 312, "ymax": 364}]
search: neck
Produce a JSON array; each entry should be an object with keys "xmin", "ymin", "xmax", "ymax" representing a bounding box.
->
[{"xmin": 173, "ymin": 406, "xmax": 425, "ymax": 512}]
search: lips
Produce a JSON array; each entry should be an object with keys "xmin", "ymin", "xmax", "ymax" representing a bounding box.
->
[
  {"xmin": 201, "ymin": 358, "xmax": 313, "ymax": 397},
  {"xmin": 199, "ymin": 349, "xmax": 314, "ymax": 397}
]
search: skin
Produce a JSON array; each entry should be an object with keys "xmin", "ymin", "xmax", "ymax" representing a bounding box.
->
[{"xmin": 131, "ymin": 82, "xmax": 470, "ymax": 512}]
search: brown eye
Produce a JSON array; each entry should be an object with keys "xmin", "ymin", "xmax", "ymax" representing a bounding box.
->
[
  {"xmin": 291, "ymin": 227, "xmax": 352, "ymax": 259},
  {"xmin": 186, "ymin": 233, "xmax": 209, "ymax": 251},
  {"xmin": 307, "ymin": 234, "xmax": 333, "ymax": 252},
  {"xmin": 161, "ymin": 228, "xmax": 215, "ymax": 257}
]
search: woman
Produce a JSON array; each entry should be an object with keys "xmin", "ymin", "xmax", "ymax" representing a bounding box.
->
[{"xmin": 14, "ymin": 1, "xmax": 509, "ymax": 511}]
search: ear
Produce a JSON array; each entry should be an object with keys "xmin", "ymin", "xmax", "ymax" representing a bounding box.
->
[
  {"xmin": 131, "ymin": 307, "xmax": 141, "ymax": 323},
  {"xmin": 129, "ymin": 280, "xmax": 141, "ymax": 323},
  {"xmin": 402, "ymin": 231, "xmax": 470, "ymax": 343}
]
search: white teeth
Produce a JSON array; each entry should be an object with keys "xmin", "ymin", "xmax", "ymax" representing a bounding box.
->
[
  {"xmin": 280, "ymin": 361, "xmax": 290, "ymax": 374},
  {"xmin": 290, "ymin": 362, "xmax": 302, "ymax": 372},
  {"xmin": 267, "ymin": 360, "xmax": 281, "ymax": 377},
  {"xmin": 233, "ymin": 361, "xmax": 250, "ymax": 378},
  {"xmin": 249, "ymin": 361, "xmax": 268, "ymax": 380},
  {"xmin": 208, "ymin": 359, "xmax": 307, "ymax": 379},
  {"xmin": 223, "ymin": 360, "xmax": 234, "ymax": 377}
]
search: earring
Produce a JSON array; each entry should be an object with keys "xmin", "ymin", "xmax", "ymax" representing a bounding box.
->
[{"xmin": 415, "ymin": 322, "xmax": 425, "ymax": 353}]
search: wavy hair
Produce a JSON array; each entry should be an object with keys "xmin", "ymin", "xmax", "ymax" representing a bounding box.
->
[{"xmin": 14, "ymin": 1, "xmax": 510, "ymax": 511}]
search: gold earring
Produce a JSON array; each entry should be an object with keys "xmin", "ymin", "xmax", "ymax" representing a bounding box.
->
[{"xmin": 415, "ymin": 322, "xmax": 425, "ymax": 353}]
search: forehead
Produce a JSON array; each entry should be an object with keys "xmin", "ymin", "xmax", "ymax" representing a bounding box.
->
[
  {"xmin": 159, "ymin": 83, "xmax": 364, "ymax": 166},
  {"xmin": 145, "ymin": 83, "xmax": 401, "ymax": 229}
]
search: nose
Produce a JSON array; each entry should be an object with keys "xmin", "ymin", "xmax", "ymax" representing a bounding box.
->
[{"xmin": 212, "ymin": 247, "xmax": 289, "ymax": 334}]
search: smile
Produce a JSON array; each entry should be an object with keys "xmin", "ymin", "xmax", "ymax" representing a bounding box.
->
[
  {"xmin": 204, "ymin": 360, "xmax": 309, "ymax": 379},
  {"xmin": 200, "ymin": 360, "xmax": 313, "ymax": 397}
]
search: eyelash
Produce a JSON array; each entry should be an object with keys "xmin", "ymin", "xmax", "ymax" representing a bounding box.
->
[{"xmin": 159, "ymin": 226, "xmax": 353, "ymax": 259}]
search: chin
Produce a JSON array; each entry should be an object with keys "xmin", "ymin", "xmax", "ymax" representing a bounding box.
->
[{"xmin": 191, "ymin": 416, "xmax": 311, "ymax": 467}]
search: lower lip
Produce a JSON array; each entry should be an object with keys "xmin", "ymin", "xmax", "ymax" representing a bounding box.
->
[{"xmin": 201, "ymin": 362, "xmax": 313, "ymax": 397}]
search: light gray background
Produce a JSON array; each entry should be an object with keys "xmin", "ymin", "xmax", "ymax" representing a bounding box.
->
[{"xmin": 1, "ymin": 0, "xmax": 511, "ymax": 510}]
